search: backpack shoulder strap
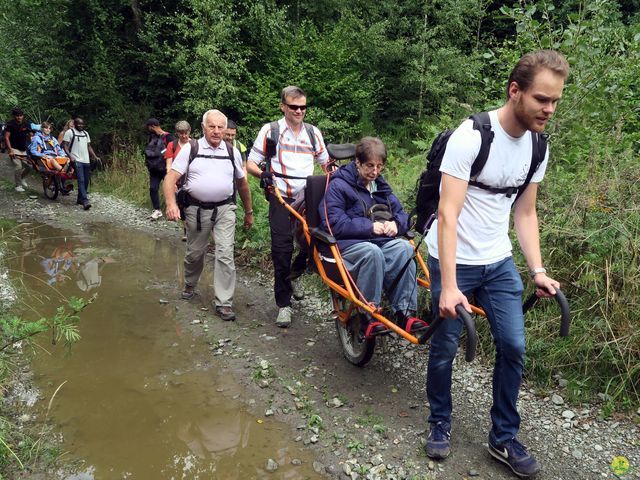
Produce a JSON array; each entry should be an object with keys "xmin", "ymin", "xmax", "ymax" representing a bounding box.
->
[
  {"xmin": 469, "ymin": 112, "xmax": 494, "ymax": 178},
  {"xmin": 304, "ymin": 123, "xmax": 317, "ymax": 155},
  {"xmin": 264, "ymin": 120, "xmax": 280, "ymax": 174},
  {"xmin": 225, "ymin": 140, "xmax": 237, "ymax": 202},
  {"xmin": 188, "ymin": 139, "xmax": 199, "ymax": 164},
  {"xmin": 269, "ymin": 121, "xmax": 280, "ymax": 146},
  {"xmin": 69, "ymin": 129, "xmax": 77, "ymax": 150},
  {"xmin": 182, "ymin": 139, "xmax": 199, "ymax": 187},
  {"xmin": 515, "ymin": 132, "xmax": 548, "ymax": 201}
]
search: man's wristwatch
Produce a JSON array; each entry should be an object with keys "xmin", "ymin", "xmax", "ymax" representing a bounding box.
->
[{"xmin": 529, "ymin": 267, "xmax": 547, "ymax": 278}]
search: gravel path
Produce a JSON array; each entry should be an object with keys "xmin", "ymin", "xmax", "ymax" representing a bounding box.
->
[{"xmin": 1, "ymin": 157, "xmax": 638, "ymax": 480}]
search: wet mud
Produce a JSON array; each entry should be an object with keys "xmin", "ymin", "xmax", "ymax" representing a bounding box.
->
[{"xmin": 6, "ymin": 222, "xmax": 322, "ymax": 479}]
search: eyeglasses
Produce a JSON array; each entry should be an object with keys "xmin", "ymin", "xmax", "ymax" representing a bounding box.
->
[
  {"xmin": 360, "ymin": 162, "xmax": 384, "ymax": 171},
  {"xmin": 285, "ymin": 103, "xmax": 307, "ymax": 112}
]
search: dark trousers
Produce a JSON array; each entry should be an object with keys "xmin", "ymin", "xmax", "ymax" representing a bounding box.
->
[
  {"xmin": 75, "ymin": 162, "xmax": 91, "ymax": 204},
  {"xmin": 268, "ymin": 194, "xmax": 307, "ymax": 308},
  {"xmin": 148, "ymin": 168, "xmax": 166, "ymax": 210}
]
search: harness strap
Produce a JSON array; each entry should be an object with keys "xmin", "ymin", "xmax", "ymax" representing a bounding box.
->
[
  {"xmin": 186, "ymin": 194, "xmax": 234, "ymax": 232},
  {"xmin": 468, "ymin": 180, "xmax": 520, "ymax": 197},
  {"xmin": 272, "ymin": 171, "xmax": 308, "ymax": 180}
]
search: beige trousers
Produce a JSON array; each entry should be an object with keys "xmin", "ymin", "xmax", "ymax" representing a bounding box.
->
[{"xmin": 183, "ymin": 203, "xmax": 237, "ymax": 307}]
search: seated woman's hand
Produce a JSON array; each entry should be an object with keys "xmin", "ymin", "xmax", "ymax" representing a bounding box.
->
[
  {"xmin": 372, "ymin": 221, "xmax": 386, "ymax": 235},
  {"xmin": 383, "ymin": 220, "xmax": 398, "ymax": 237}
]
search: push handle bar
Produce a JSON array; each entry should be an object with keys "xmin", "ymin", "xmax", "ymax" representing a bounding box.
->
[
  {"xmin": 418, "ymin": 304, "xmax": 477, "ymax": 362},
  {"xmin": 522, "ymin": 288, "xmax": 571, "ymax": 337},
  {"xmin": 456, "ymin": 305, "xmax": 477, "ymax": 362}
]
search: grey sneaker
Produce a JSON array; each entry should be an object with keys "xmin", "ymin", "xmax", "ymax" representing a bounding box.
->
[
  {"xmin": 151, "ymin": 209, "xmax": 163, "ymax": 220},
  {"xmin": 275, "ymin": 306, "xmax": 292, "ymax": 328},
  {"xmin": 425, "ymin": 421, "xmax": 451, "ymax": 459},
  {"xmin": 291, "ymin": 277, "xmax": 305, "ymax": 300},
  {"xmin": 15, "ymin": 186, "xmax": 25, "ymax": 192}
]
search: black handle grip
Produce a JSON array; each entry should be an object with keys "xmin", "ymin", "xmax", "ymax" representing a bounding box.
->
[
  {"xmin": 456, "ymin": 304, "xmax": 477, "ymax": 362},
  {"xmin": 418, "ymin": 305, "xmax": 477, "ymax": 363},
  {"xmin": 522, "ymin": 288, "xmax": 571, "ymax": 337}
]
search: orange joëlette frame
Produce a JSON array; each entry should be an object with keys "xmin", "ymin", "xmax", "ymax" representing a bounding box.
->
[
  {"xmin": 270, "ymin": 186, "xmax": 487, "ymax": 346},
  {"xmin": 41, "ymin": 156, "xmax": 70, "ymax": 171}
]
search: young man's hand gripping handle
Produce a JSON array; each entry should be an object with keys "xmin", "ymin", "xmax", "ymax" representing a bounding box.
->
[{"xmin": 437, "ymin": 173, "xmax": 473, "ymax": 318}]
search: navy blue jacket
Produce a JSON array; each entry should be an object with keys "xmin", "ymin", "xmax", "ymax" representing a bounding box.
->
[{"xmin": 319, "ymin": 161, "xmax": 410, "ymax": 250}]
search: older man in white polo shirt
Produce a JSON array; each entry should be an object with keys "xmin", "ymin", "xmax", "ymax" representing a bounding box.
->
[
  {"xmin": 247, "ymin": 86, "xmax": 329, "ymax": 328},
  {"xmin": 164, "ymin": 109, "xmax": 253, "ymax": 321}
]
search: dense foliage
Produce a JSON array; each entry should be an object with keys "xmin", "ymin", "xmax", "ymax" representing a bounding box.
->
[{"xmin": 1, "ymin": 0, "xmax": 638, "ymax": 411}]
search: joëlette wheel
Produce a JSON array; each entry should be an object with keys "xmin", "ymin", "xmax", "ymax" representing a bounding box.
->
[
  {"xmin": 42, "ymin": 175, "xmax": 59, "ymax": 200},
  {"xmin": 332, "ymin": 293, "xmax": 375, "ymax": 366}
]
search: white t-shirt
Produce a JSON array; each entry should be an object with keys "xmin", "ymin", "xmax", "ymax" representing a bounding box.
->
[
  {"xmin": 171, "ymin": 138, "xmax": 245, "ymax": 203},
  {"xmin": 63, "ymin": 128, "xmax": 91, "ymax": 164},
  {"xmin": 248, "ymin": 118, "xmax": 329, "ymax": 198},
  {"xmin": 426, "ymin": 110, "xmax": 549, "ymax": 265}
]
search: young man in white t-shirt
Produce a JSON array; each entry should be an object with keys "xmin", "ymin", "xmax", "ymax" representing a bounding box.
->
[
  {"xmin": 424, "ymin": 50, "xmax": 570, "ymax": 478},
  {"xmin": 61, "ymin": 117, "xmax": 100, "ymax": 210}
]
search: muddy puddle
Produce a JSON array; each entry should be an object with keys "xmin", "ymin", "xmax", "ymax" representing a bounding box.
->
[{"xmin": 5, "ymin": 221, "xmax": 322, "ymax": 479}]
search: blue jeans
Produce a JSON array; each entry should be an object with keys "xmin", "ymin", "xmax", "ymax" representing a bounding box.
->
[
  {"xmin": 340, "ymin": 239, "xmax": 417, "ymax": 314},
  {"xmin": 75, "ymin": 162, "xmax": 91, "ymax": 204},
  {"xmin": 426, "ymin": 255, "xmax": 525, "ymax": 444}
]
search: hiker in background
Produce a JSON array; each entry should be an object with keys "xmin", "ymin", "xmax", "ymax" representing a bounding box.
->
[
  {"xmin": 4, "ymin": 107, "xmax": 32, "ymax": 192},
  {"xmin": 246, "ymin": 86, "xmax": 329, "ymax": 328},
  {"xmin": 61, "ymin": 117, "xmax": 100, "ymax": 210},
  {"xmin": 164, "ymin": 120, "xmax": 192, "ymax": 171},
  {"xmin": 58, "ymin": 119, "xmax": 74, "ymax": 144},
  {"xmin": 165, "ymin": 120, "xmax": 192, "ymax": 241},
  {"xmin": 144, "ymin": 118, "xmax": 173, "ymax": 220},
  {"xmin": 423, "ymin": 50, "xmax": 569, "ymax": 478},
  {"xmin": 163, "ymin": 109, "xmax": 253, "ymax": 322},
  {"xmin": 223, "ymin": 119, "xmax": 248, "ymax": 165}
]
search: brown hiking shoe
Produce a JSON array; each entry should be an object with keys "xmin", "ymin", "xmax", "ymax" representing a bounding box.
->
[{"xmin": 215, "ymin": 306, "xmax": 236, "ymax": 321}]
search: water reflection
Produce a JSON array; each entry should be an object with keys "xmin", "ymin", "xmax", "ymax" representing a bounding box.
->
[{"xmin": 5, "ymin": 222, "xmax": 322, "ymax": 479}]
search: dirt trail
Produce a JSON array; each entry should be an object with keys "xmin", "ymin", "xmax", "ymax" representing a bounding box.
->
[{"xmin": 1, "ymin": 155, "xmax": 638, "ymax": 480}]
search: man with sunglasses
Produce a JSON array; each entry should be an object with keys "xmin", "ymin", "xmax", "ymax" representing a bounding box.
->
[{"xmin": 247, "ymin": 86, "xmax": 329, "ymax": 328}]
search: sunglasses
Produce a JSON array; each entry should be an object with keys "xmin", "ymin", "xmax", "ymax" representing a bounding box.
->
[{"xmin": 285, "ymin": 103, "xmax": 307, "ymax": 112}]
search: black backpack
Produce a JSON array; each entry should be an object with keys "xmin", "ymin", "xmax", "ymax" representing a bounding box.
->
[
  {"xmin": 144, "ymin": 132, "xmax": 170, "ymax": 171},
  {"xmin": 414, "ymin": 112, "xmax": 548, "ymax": 233}
]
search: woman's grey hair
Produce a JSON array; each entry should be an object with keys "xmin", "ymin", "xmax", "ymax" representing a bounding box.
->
[
  {"xmin": 356, "ymin": 137, "xmax": 387, "ymax": 164},
  {"xmin": 175, "ymin": 120, "xmax": 191, "ymax": 132}
]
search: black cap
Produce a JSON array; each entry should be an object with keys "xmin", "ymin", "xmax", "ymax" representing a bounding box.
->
[
  {"xmin": 145, "ymin": 118, "xmax": 160, "ymax": 127},
  {"xmin": 227, "ymin": 119, "xmax": 237, "ymax": 129}
]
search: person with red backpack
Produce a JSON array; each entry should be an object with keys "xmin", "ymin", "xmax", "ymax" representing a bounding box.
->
[
  {"xmin": 144, "ymin": 118, "xmax": 174, "ymax": 220},
  {"xmin": 423, "ymin": 50, "xmax": 569, "ymax": 478}
]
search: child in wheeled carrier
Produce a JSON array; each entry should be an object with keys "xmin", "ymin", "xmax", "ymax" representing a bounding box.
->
[{"xmin": 28, "ymin": 121, "xmax": 73, "ymax": 174}]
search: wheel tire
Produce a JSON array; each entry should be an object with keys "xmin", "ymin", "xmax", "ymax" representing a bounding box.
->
[
  {"xmin": 335, "ymin": 312, "xmax": 376, "ymax": 367},
  {"xmin": 43, "ymin": 175, "xmax": 59, "ymax": 200}
]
